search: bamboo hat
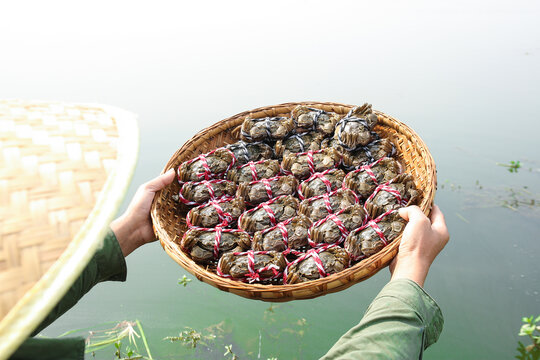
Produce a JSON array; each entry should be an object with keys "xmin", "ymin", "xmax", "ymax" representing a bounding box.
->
[{"xmin": 0, "ymin": 100, "xmax": 139, "ymax": 358}]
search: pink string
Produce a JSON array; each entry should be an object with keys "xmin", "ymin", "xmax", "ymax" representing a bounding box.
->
[
  {"xmin": 366, "ymin": 177, "xmax": 408, "ymax": 206},
  {"xmin": 348, "ymin": 209, "xmax": 396, "ymax": 261},
  {"xmin": 216, "ymin": 250, "xmax": 282, "ymax": 283},
  {"xmin": 283, "ymin": 244, "xmax": 337, "ymax": 284},
  {"xmin": 298, "ymin": 169, "xmax": 338, "ymax": 200},
  {"xmin": 186, "ymin": 196, "xmax": 235, "ymax": 228},
  {"xmin": 308, "ymin": 211, "xmax": 351, "ymax": 247},
  {"xmin": 180, "ymin": 147, "xmax": 237, "ymax": 183},
  {"xmin": 178, "ymin": 179, "xmax": 231, "ymax": 205},
  {"xmin": 238, "ymin": 195, "xmax": 289, "ymax": 230}
]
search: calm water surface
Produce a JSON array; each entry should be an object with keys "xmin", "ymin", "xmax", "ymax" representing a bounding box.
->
[{"xmin": 1, "ymin": 1, "xmax": 539, "ymax": 359}]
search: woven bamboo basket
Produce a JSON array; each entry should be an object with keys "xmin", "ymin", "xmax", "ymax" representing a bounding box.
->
[
  {"xmin": 151, "ymin": 101, "xmax": 436, "ymax": 302},
  {"xmin": 0, "ymin": 100, "xmax": 139, "ymax": 358}
]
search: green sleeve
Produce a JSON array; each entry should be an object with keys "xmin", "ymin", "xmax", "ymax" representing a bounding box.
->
[
  {"xmin": 320, "ymin": 279, "xmax": 444, "ymax": 360},
  {"xmin": 31, "ymin": 228, "xmax": 127, "ymax": 336},
  {"xmin": 9, "ymin": 338, "xmax": 85, "ymax": 360},
  {"xmin": 10, "ymin": 229, "xmax": 127, "ymax": 360}
]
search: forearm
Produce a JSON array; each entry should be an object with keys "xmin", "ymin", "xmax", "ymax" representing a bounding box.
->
[
  {"xmin": 390, "ymin": 256, "xmax": 430, "ymax": 287},
  {"xmin": 110, "ymin": 215, "xmax": 146, "ymax": 257},
  {"xmin": 321, "ymin": 279, "xmax": 443, "ymax": 360}
]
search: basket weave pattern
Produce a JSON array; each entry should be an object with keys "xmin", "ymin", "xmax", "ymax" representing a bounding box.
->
[
  {"xmin": 151, "ymin": 102, "xmax": 436, "ymax": 301},
  {"xmin": 0, "ymin": 101, "xmax": 120, "ymax": 316}
]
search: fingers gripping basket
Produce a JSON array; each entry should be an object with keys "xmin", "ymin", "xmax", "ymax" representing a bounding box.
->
[{"xmin": 150, "ymin": 102, "xmax": 436, "ymax": 302}]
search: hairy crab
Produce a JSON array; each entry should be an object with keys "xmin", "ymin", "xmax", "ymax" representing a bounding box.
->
[
  {"xmin": 252, "ymin": 215, "xmax": 312, "ymax": 252},
  {"xmin": 341, "ymin": 138, "xmax": 395, "ymax": 170},
  {"xmin": 343, "ymin": 157, "xmax": 400, "ymax": 199},
  {"xmin": 237, "ymin": 175, "xmax": 298, "ymax": 206},
  {"xmin": 299, "ymin": 188, "xmax": 359, "ymax": 221},
  {"xmin": 281, "ymin": 148, "xmax": 341, "ymax": 180},
  {"xmin": 364, "ymin": 173, "xmax": 419, "ymax": 217},
  {"xmin": 298, "ymin": 168, "xmax": 346, "ymax": 200},
  {"xmin": 225, "ymin": 141, "xmax": 274, "ymax": 165},
  {"xmin": 308, "ymin": 204, "xmax": 366, "ymax": 247},
  {"xmin": 186, "ymin": 196, "xmax": 245, "ymax": 228},
  {"xmin": 226, "ymin": 159, "xmax": 281, "ymax": 184},
  {"xmin": 177, "ymin": 147, "xmax": 236, "ymax": 183},
  {"xmin": 274, "ymin": 132, "xmax": 324, "ymax": 159},
  {"xmin": 284, "ymin": 245, "xmax": 350, "ymax": 284},
  {"xmin": 333, "ymin": 103, "xmax": 378, "ymax": 149},
  {"xmin": 181, "ymin": 227, "xmax": 251, "ymax": 264},
  {"xmin": 344, "ymin": 209, "xmax": 406, "ymax": 260},
  {"xmin": 178, "ymin": 179, "xmax": 237, "ymax": 205},
  {"xmin": 290, "ymin": 106, "xmax": 340, "ymax": 136},
  {"xmin": 240, "ymin": 116, "xmax": 294, "ymax": 142},
  {"xmin": 217, "ymin": 250, "xmax": 287, "ymax": 283},
  {"xmin": 238, "ymin": 195, "xmax": 299, "ymax": 233}
]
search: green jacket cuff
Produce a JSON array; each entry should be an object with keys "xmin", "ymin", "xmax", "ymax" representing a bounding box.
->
[
  {"xmin": 375, "ymin": 279, "xmax": 444, "ymax": 348},
  {"xmin": 320, "ymin": 278, "xmax": 444, "ymax": 359},
  {"xmin": 96, "ymin": 229, "xmax": 127, "ymax": 282}
]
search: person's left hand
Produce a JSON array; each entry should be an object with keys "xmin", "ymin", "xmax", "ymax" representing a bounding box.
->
[{"xmin": 111, "ymin": 169, "xmax": 176, "ymax": 256}]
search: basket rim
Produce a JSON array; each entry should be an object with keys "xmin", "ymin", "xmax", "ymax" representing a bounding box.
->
[{"xmin": 151, "ymin": 101, "xmax": 436, "ymax": 300}]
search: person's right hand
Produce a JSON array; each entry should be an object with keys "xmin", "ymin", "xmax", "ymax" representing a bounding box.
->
[{"xmin": 389, "ymin": 204, "xmax": 449, "ymax": 287}]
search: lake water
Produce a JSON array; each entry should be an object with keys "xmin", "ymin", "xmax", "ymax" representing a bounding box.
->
[{"xmin": 2, "ymin": 1, "xmax": 539, "ymax": 358}]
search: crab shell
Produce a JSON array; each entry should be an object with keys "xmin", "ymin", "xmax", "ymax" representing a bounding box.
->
[
  {"xmin": 343, "ymin": 157, "xmax": 400, "ymax": 199},
  {"xmin": 274, "ymin": 131, "xmax": 324, "ymax": 159},
  {"xmin": 238, "ymin": 195, "xmax": 300, "ymax": 234},
  {"xmin": 281, "ymin": 148, "xmax": 341, "ymax": 180},
  {"xmin": 344, "ymin": 210, "xmax": 406, "ymax": 260},
  {"xmin": 236, "ymin": 175, "xmax": 298, "ymax": 206},
  {"xmin": 298, "ymin": 168, "xmax": 346, "ymax": 200},
  {"xmin": 364, "ymin": 173, "xmax": 419, "ymax": 218},
  {"xmin": 179, "ymin": 180, "xmax": 237, "ymax": 205},
  {"xmin": 240, "ymin": 116, "xmax": 294, "ymax": 142},
  {"xmin": 186, "ymin": 196, "xmax": 246, "ymax": 228},
  {"xmin": 285, "ymin": 246, "xmax": 350, "ymax": 284},
  {"xmin": 341, "ymin": 138, "xmax": 395, "ymax": 170},
  {"xmin": 333, "ymin": 103, "xmax": 379, "ymax": 149},
  {"xmin": 290, "ymin": 106, "xmax": 340, "ymax": 137},
  {"xmin": 299, "ymin": 188, "xmax": 359, "ymax": 222},
  {"xmin": 181, "ymin": 227, "xmax": 251, "ymax": 264},
  {"xmin": 225, "ymin": 141, "xmax": 274, "ymax": 165},
  {"xmin": 218, "ymin": 251, "xmax": 287, "ymax": 280},
  {"xmin": 226, "ymin": 159, "xmax": 281, "ymax": 184},
  {"xmin": 252, "ymin": 214, "xmax": 312, "ymax": 252},
  {"xmin": 348, "ymin": 103, "xmax": 378, "ymax": 129},
  {"xmin": 177, "ymin": 147, "xmax": 236, "ymax": 183},
  {"xmin": 308, "ymin": 204, "xmax": 367, "ymax": 246}
]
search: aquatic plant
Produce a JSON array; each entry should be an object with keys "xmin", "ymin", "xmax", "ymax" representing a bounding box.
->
[
  {"xmin": 178, "ymin": 275, "xmax": 192, "ymax": 287},
  {"xmin": 164, "ymin": 327, "xmax": 216, "ymax": 348},
  {"xmin": 497, "ymin": 160, "xmax": 521, "ymax": 173},
  {"xmin": 439, "ymin": 159, "xmax": 540, "ymax": 218},
  {"xmin": 60, "ymin": 319, "xmax": 153, "ymax": 359},
  {"xmin": 516, "ymin": 315, "xmax": 540, "ymax": 360},
  {"xmin": 224, "ymin": 344, "xmax": 238, "ymax": 360}
]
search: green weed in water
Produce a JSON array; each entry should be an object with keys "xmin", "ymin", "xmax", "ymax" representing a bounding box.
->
[
  {"xmin": 163, "ymin": 321, "xmax": 229, "ymax": 349},
  {"xmin": 178, "ymin": 275, "xmax": 192, "ymax": 287},
  {"xmin": 440, "ymin": 159, "xmax": 540, "ymax": 218},
  {"xmin": 516, "ymin": 315, "xmax": 540, "ymax": 360},
  {"xmin": 224, "ymin": 344, "xmax": 238, "ymax": 360},
  {"xmin": 497, "ymin": 160, "xmax": 522, "ymax": 173},
  {"xmin": 61, "ymin": 320, "xmax": 152, "ymax": 359},
  {"xmin": 164, "ymin": 327, "xmax": 210, "ymax": 348}
]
